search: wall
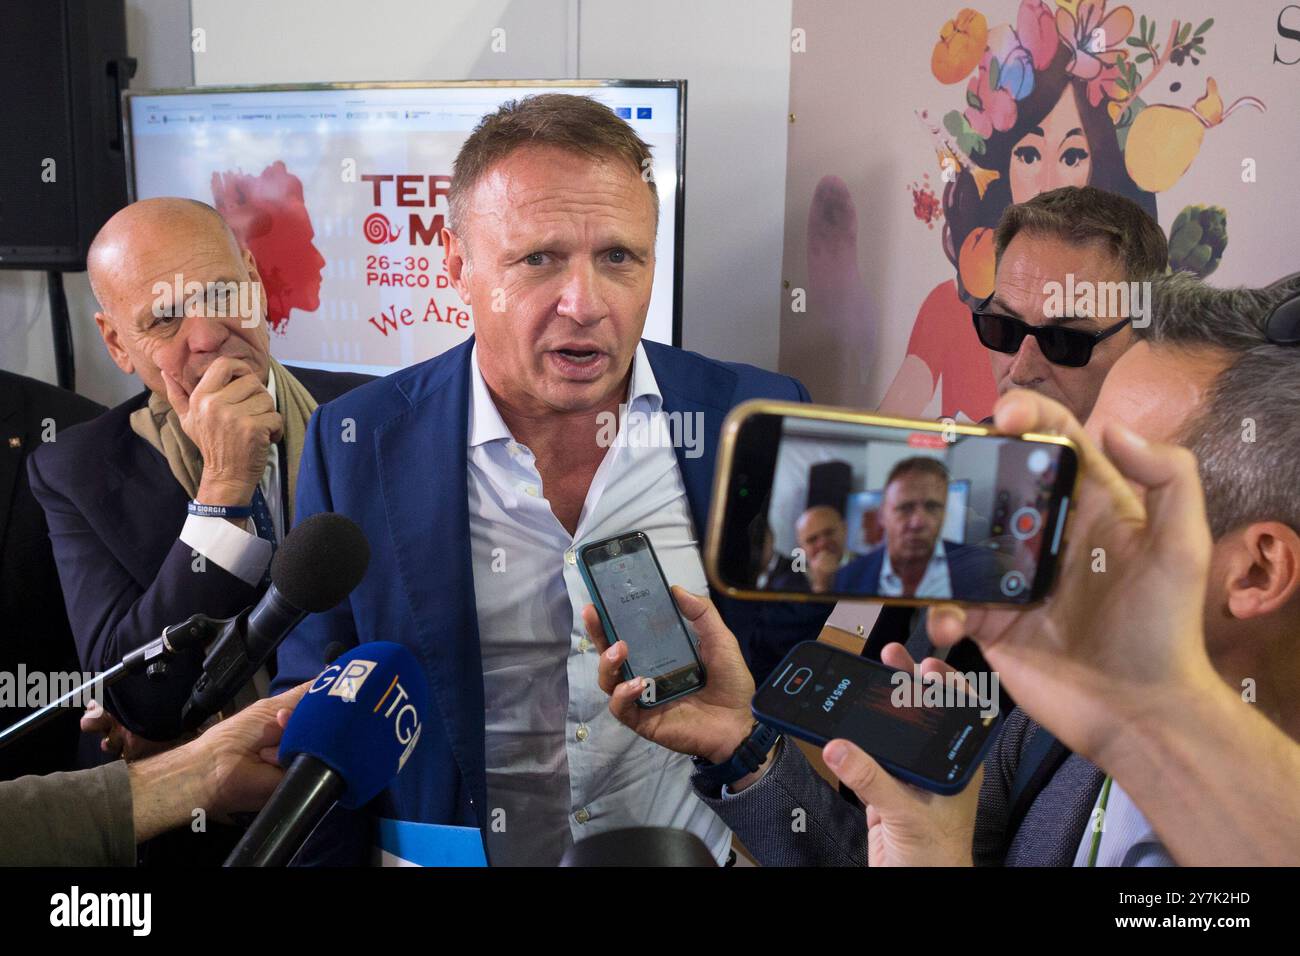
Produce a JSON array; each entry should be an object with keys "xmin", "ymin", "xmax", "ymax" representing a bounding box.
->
[
  {"xmin": 780, "ymin": 0, "xmax": 1300, "ymax": 415},
  {"xmin": 0, "ymin": 0, "xmax": 194, "ymax": 407},
  {"xmin": 3, "ymin": 0, "xmax": 794, "ymax": 401}
]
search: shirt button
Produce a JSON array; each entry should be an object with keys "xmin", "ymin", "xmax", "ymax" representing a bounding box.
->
[
  {"xmin": 576, "ymin": 724, "xmax": 590, "ymax": 742},
  {"xmin": 564, "ymin": 549, "xmax": 577, "ymax": 565},
  {"xmin": 523, "ymin": 485, "xmax": 538, "ymax": 497},
  {"xmin": 578, "ymin": 637, "xmax": 591, "ymax": 653},
  {"xmin": 574, "ymin": 808, "xmax": 590, "ymax": 824}
]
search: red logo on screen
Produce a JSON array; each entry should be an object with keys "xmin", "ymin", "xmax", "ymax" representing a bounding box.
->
[
  {"xmin": 363, "ymin": 213, "xmax": 403, "ymax": 244},
  {"xmin": 907, "ymin": 432, "xmax": 948, "ymax": 450},
  {"xmin": 211, "ymin": 161, "xmax": 326, "ymax": 334}
]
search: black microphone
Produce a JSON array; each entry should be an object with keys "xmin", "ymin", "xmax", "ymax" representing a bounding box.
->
[
  {"xmin": 181, "ymin": 512, "xmax": 369, "ymax": 730},
  {"xmin": 559, "ymin": 827, "xmax": 719, "ymax": 866}
]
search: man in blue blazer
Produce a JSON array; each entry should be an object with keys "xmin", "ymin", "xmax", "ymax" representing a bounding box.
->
[
  {"xmin": 273, "ymin": 94, "xmax": 813, "ymax": 865},
  {"xmin": 836, "ymin": 540, "xmax": 1007, "ymax": 602},
  {"xmin": 835, "ymin": 457, "xmax": 1007, "ymax": 602}
]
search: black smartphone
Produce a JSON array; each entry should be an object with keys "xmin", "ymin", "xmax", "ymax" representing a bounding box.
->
[
  {"xmin": 706, "ymin": 400, "xmax": 1079, "ymax": 607},
  {"xmin": 578, "ymin": 531, "xmax": 706, "ymax": 707},
  {"xmin": 752, "ymin": 641, "xmax": 1001, "ymax": 794}
]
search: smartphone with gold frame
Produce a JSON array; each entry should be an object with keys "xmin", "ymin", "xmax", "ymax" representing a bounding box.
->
[{"xmin": 703, "ymin": 400, "xmax": 1080, "ymax": 609}]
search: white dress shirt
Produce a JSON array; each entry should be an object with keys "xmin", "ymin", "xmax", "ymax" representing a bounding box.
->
[
  {"xmin": 877, "ymin": 539, "xmax": 952, "ymax": 599},
  {"xmin": 468, "ymin": 343, "xmax": 731, "ymax": 867},
  {"xmin": 1072, "ymin": 779, "xmax": 1176, "ymax": 867},
  {"xmin": 178, "ymin": 371, "xmax": 281, "ymax": 585}
]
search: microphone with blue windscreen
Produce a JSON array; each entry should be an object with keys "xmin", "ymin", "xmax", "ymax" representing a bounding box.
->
[{"xmin": 225, "ymin": 641, "xmax": 429, "ymax": 867}]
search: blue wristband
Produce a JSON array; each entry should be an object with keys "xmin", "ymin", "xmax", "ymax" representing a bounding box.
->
[
  {"xmin": 692, "ymin": 721, "xmax": 780, "ymax": 789},
  {"xmin": 188, "ymin": 501, "xmax": 254, "ymax": 519}
]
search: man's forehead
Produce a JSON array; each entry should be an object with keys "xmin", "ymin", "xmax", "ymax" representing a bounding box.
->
[
  {"xmin": 99, "ymin": 226, "xmax": 240, "ymax": 291},
  {"xmin": 468, "ymin": 147, "xmax": 653, "ymax": 225},
  {"xmin": 109, "ymin": 251, "xmax": 244, "ymax": 325},
  {"xmin": 887, "ymin": 473, "xmax": 946, "ymax": 499},
  {"xmin": 1087, "ymin": 341, "xmax": 1230, "ymax": 443},
  {"xmin": 993, "ymin": 234, "xmax": 1126, "ymax": 319},
  {"xmin": 799, "ymin": 507, "xmax": 842, "ymax": 533}
]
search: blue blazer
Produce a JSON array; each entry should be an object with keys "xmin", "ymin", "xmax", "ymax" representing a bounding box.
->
[
  {"xmin": 835, "ymin": 539, "xmax": 1006, "ymax": 602},
  {"xmin": 272, "ymin": 337, "xmax": 809, "ymax": 864}
]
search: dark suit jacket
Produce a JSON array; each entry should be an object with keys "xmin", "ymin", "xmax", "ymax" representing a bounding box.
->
[
  {"xmin": 763, "ymin": 556, "xmax": 809, "ymax": 592},
  {"xmin": 835, "ymin": 538, "xmax": 1007, "ymax": 601},
  {"xmin": 26, "ymin": 366, "xmax": 371, "ymax": 740},
  {"xmin": 693, "ymin": 706, "xmax": 1105, "ymax": 866},
  {"xmin": 272, "ymin": 337, "xmax": 811, "ymax": 864},
  {"xmin": 0, "ymin": 370, "xmax": 105, "ymax": 781},
  {"xmin": 752, "ymin": 557, "xmax": 834, "ymax": 682}
]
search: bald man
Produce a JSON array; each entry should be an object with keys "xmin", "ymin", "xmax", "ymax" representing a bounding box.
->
[
  {"xmin": 27, "ymin": 198, "xmax": 370, "ymax": 747},
  {"xmin": 789, "ymin": 505, "xmax": 848, "ymax": 593}
]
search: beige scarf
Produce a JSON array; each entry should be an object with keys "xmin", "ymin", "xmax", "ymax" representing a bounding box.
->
[
  {"xmin": 129, "ymin": 358, "xmax": 317, "ymax": 722},
  {"xmin": 129, "ymin": 357, "xmax": 317, "ymax": 525}
]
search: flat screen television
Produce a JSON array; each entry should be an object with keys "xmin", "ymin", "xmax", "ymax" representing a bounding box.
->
[{"xmin": 124, "ymin": 80, "xmax": 685, "ymax": 375}]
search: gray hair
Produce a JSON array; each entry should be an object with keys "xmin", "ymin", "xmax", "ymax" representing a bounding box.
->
[{"xmin": 1135, "ymin": 271, "xmax": 1300, "ymax": 537}]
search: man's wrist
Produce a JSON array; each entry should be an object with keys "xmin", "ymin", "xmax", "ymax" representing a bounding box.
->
[
  {"xmin": 694, "ymin": 720, "xmax": 781, "ymax": 792},
  {"xmin": 703, "ymin": 711, "xmax": 759, "ymax": 764},
  {"xmin": 126, "ymin": 743, "xmax": 209, "ymax": 844},
  {"xmin": 196, "ymin": 477, "xmax": 257, "ymax": 508},
  {"xmin": 726, "ymin": 737, "xmax": 782, "ymax": 794},
  {"xmin": 1095, "ymin": 670, "xmax": 1239, "ymax": 785}
]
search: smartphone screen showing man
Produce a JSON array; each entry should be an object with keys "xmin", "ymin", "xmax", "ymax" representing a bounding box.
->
[{"xmin": 712, "ymin": 407, "xmax": 1078, "ymax": 606}]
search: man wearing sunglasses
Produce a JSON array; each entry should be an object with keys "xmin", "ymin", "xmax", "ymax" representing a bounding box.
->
[
  {"xmin": 835, "ymin": 186, "xmax": 1169, "ymax": 663},
  {"xmin": 972, "ymin": 185, "xmax": 1168, "ymax": 424},
  {"xmin": 588, "ymin": 271, "xmax": 1300, "ymax": 866}
]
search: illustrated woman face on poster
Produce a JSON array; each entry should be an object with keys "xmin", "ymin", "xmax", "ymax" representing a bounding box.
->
[{"xmin": 818, "ymin": 0, "xmax": 1262, "ymax": 422}]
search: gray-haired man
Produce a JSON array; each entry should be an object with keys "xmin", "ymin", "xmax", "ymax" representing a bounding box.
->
[{"xmin": 589, "ymin": 271, "xmax": 1300, "ymax": 866}]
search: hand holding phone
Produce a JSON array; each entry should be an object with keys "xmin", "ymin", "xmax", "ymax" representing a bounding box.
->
[
  {"xmin": 706, "ymin": 400, "xmax": 1079, "ymax": 608},
  {"xmin": 751, "ymin": 640, "xmax": 1001, "ymax": 794},
  {"xmin": 579, "ymin": 532, "xmax": 710, "ymax": 707},
  {"xmin": 823, "ymin": 733, "xmax": 983, "ymax": 867},
  {"xmin": 582, "ymin": 586, "xmax": 759, "ymax": 766},
  {"xmin": 922, "ymin": 388, "xmax": 1218, "ymax": 769}
]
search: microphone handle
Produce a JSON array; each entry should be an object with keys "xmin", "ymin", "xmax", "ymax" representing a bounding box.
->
[
  {"xmin": 224, "ymin": 754, "xmax": 345, "ymax": 867},
  {"xmin": 183, "ymin": 587, "xmax": 306, "ymax": 730}
]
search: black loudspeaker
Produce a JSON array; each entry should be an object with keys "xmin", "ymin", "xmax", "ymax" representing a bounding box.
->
[
  {"xmin": 806, "ymin": 460, "xmax": 851, "ymax": 516},
  {"xmin": 0, "ymin": 0, "xmax": 135, "ymax": 271}
]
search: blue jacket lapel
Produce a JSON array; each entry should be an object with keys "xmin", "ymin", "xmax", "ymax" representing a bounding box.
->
[
  {"xmin": 375, "ymin": 339, "xmax": 487, "ymax": 821},
  {"xmin": 646, "ymin": 342, "xmax": 736, "ymax": 536}
]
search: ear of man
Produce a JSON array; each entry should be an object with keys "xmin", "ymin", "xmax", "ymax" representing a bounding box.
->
[
  {"xmin": 1222, "ymin": 521, "xmax": 1300, "ymax": 620},
  {"xmin": 441, "ymin": 227, "xmax": 473, "ymax": 304}
]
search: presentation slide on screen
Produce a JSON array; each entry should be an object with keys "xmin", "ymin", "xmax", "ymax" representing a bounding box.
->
[{"xmin": 127, "ymin": 84, "xmax": 681, "ymax": 375}]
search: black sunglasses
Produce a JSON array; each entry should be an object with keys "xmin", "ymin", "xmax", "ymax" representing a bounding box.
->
[{"xmin": 971, "ymin": 294, "xmax": 1130, "ymax": 368}]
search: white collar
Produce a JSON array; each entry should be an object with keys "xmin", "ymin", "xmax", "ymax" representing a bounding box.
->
[
  {"xmin": 880, "ymin": 538, "xmax": 946, "ymax": 582},
  {"xmin": 468, "ymin": 341, "xmax": 661, "ymax": 448}
]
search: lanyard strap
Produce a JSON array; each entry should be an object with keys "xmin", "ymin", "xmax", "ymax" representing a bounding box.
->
[{"xmin": 1086, "ymin": 775, "xmax": 1114, "ymax": 867}]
